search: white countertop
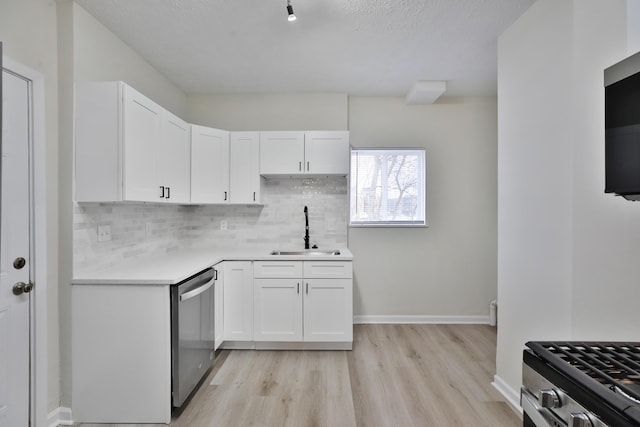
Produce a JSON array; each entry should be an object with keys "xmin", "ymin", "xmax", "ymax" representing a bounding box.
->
[{"xmin": 72, "ymin": 247, "xmax": 353, "ymax": 285}]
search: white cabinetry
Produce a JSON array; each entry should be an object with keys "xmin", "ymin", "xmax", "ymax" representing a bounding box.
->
[
  {"xmin": 214, "ymin": 263, "xmax": 224, "ymax": 350},
  {"xmin": 72, "ymin": 284, "xmax": 171, "ymax": 424},
  {"xmin": 191, "ymin": 125, "xmax": 230, "ymax": 204},
  {"xmin": 253, "ymin": 261, "xmax": 352, "ymax": 343},
  {"xmin": 190, "ymin": 129, "xmax": 263, "ymax": 204},
  {"xmin": 259, "ymin": 131, "xmax": 350, "ymax": 176},
  {"xmin": 253, "ymin": 261, "xmax": 304, "ymax": 341},
  {"xmin": 222, "ymin": 261, "xmax": 254, "ymax": 342},
  {"xmin": 230, "ymin": 132, "xmax": 263, "ymax": 204},
  {"xmin": 75, "ymin": 81, "xmax": 190, "ymax": 203},
  {"xmin": 159, "ymin": 111, "xmax": 190, "ymax": 204}
]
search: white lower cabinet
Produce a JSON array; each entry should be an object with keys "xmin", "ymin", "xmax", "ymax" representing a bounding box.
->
[
  {"xmin": 222, "ymin": 261, "xmax": 253, "ymax": 342},
  {"xmin": 253, "ymin": 261, "xmax": 352, "ymax": 343},
  {"xmin": 214, "ymin": 263, "xmax": 224, "ymax": 350},
  {"xmin": 72, "ymin": 284, "xmax": 171, "ymax": 424}
]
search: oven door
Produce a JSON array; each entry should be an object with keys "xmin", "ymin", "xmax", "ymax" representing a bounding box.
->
[{"xmin": 171, "ymin": 268, "xmax": 216, "ymax": 408}]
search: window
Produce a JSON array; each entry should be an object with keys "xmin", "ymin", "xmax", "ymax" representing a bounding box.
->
[{"xmin": 350, "ymin": 148, "xmax": 426, "ymax": 227}]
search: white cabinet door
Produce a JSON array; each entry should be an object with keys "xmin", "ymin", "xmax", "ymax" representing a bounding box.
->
[
  {"xmin": 304, "ymin": 131, "xmax": 350, "ymax": 175},
  {"xmin": 122, "ymin": 84, "xmax": 163, "ymax": 202},
  {"xmin": 223, "ymin": 261, "xmax": 253, "ymax": 341},
  {"xmin": 253, "ymin": 278, "xmax": 303, "ymax": 342},
  {"xmin": 214, "ymin": 265, "xmax": 224, "ymax": 350},
  {"xmin": 230, "ymin": 132, "xmax": 261, "ymax": 204},
  {"xmin": 303, "ymin": 279, "xmax": 353, "ymax": 342},
  {"xmin": 159, "ymin": 111, "xmax": 190, "ymax": 204},
  {"xmin": 191, "ymin": 125, "xmax": 230, "ymax": 204},
  {"xmin": 259, "ymin": 131, "xmax": 305, "ymax": 175}
]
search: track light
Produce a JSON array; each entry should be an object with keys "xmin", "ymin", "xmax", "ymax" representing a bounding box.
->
[{"xmin": 287, "ymin": 0, "xmax": 296, "ymax": 21}]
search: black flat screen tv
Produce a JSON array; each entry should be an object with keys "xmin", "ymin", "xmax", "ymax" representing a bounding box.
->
[{"xmin": 604, "ymin": 50, "xmax": 640, "ymax": 201}]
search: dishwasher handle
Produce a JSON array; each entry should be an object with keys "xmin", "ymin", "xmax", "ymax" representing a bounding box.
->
[{"xmin": 179, "ymin": 277, "xmax": 215, "ymax": 302}]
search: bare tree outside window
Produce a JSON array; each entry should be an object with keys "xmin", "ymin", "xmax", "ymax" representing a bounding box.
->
[{"xmin": 350, "ymin": 149, "xmax": 426, "ymax": 226}]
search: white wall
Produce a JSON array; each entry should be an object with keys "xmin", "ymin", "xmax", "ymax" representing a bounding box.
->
[
  {"xmin": 187, "ymin": 93, "xmax": 348, "ymax": 130},
  {"xmin": 496, "ymin": 0, "xmax": 640, "ymax": 401},
  {"xmin": 0, "ymin": 0, "xmax": 60, "ymax": 412},
  {"xmin": 72, "ymin": 4, "xmax": 187, "ymax": 117},
  {"xmin": 348, "ymin": 96, "xmax": 498, "ymax": 320}
]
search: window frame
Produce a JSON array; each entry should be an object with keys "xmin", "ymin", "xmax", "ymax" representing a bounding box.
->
[{"xmin": 349, "ymin": 147, "xmax": 427, "ymax": 228}]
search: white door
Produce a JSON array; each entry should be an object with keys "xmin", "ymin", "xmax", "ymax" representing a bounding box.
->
[
  {"xmin": 159, "ymin": 111, "xmax": 190, "ymax": 204},
  {"xmin": 259, "ymin": 131, "xmax": 304, "ymax": 175},
  {"xmin": 303, "ymin": 279, "xmax": 353, "ymax": 342},
  {"xmin": 191, "ymin": 125, "xmax": 229, "ymax": 204},
  {"xmin": 122, "ymin": 84, "xmax": 162, "ymax": 202},
  {"xmin": 229, "ymin": 132, "xmax": 260, "ymax": 204},
  {"xmin": 304, "ymin": 131, "xmax": 350, "ymax": 175},
  {"xmin": 0, "ymin": 70, "xmax": 32, "ymax": 427},
  {"xmin": 222, "ymin": 261, "xmax": 253, "ymax": 341},
  {"xmin": 253, "ymin": 278, "xmax": 303, "ymax": 342}
]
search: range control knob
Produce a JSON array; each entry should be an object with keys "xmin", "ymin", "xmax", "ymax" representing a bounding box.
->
[
  {"xmin": 569, "ymin": 413, "xmax": 594, "ymax": 427},
  {"xmin": 539, "ymin": 389, "xmax": 561, "ymax": 408}
]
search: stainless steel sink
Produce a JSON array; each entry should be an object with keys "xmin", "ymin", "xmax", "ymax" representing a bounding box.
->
[{"xmin": 270, "ymin": 250, "xmax": 341, "ymax": 256}]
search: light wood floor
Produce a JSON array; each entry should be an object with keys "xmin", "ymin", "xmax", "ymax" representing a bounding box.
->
[{"xmin": 78, "ymin": 324, "xmax": 520, "ymax": 427}]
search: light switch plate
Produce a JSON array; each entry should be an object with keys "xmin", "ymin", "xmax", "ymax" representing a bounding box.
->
[
  {"xmin": 97, "ymin": 225, "xmax": 111, "ymax": 242},
  {"xmin": 220, "ymin": 220, "xmax": 228, "ymax": 231}
]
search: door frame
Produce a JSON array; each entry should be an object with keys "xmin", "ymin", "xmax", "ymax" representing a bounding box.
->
[{"xmin": 3, "ymin": 56, "xmax": 49, "ymax": 427}]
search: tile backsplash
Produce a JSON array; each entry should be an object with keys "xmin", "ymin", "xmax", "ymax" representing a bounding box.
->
[{"xmin": 73, "ymin": 177, "xmax": 348, "ymax": 273}]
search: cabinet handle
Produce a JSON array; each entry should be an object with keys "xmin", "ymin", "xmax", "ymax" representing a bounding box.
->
[
  {"xmin": 213, "ymin": 269, "xmax": 218, "ymax": 280},
  {"xmin": 306, "ymin": 282, "xmax": 308, "ymax": 294},
  {"xmin": 224, "ymin": 191, "xmax": 227, "ymax": 201},
  {"xmin": 307, "ymin": 161, "xmax": 310, "ymax": 171},
  {"xmin": 297, "ymin": 282, "xmax": 300, "ymax": 294},
  {"xmin": 299, "ymin": 161, "xmax": 302, "ymax": 171},
  {"xmin": 160, "ymin": 186, "xmax": 165, "ymax": 198},
  {"xmin": 166, "ymin": 187, "xmax": 170, "ymax": 199},
  {"xmin": 253, "ymin": 192, "xmax": 256, "ymax": 202}
]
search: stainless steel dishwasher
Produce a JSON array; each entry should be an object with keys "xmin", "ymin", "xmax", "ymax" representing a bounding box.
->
[{"xmin": 170, "ymin": 267, "xmax": 216, "ymax": 408}]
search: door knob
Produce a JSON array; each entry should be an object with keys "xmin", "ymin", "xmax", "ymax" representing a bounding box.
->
[{"xmin": 13, "ymin": 281, "xmax": 33, "ymax": 296}]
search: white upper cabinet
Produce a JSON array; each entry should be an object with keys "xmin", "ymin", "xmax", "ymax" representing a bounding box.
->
[
  {"xmin": 259, "ymin": 131, "xmax": 350, "ymax": 176},
  {"xmin": 259, "ymin": 131, "xmax": 305, "ymax": 175},
  {"xmin": 75, "ymin": 81, "xmax": 190, "ymax": 204},
  {"xmin": 121, "ymin": 85, "xmax": 163, "ymax": 202},
  {"xmin": 304, "ymin": 131, "xmax": 350, "ymax": 175},
  {"xmin": 159, "ymin": 111, "xmax": 190, "ymax": 204},
  {"xmin": 191, "ymin": 125, "xmax": 230, "ymax": 204},
  {"xmin": 230, "ymin": 132, "xmax": 262, "ymax": 204}
]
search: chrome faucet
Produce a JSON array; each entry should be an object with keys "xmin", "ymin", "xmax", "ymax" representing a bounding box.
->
[{"xmin": 304, "ymin": 206, "xmax": 310, "ymax": 249}]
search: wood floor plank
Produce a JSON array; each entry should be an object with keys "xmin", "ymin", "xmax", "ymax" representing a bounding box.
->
[{"xmin": 76, "ymin": 324, "xmax": 520, "ymax": 427}]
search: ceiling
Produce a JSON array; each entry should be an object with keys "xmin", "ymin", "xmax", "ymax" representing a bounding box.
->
[{"xmin": 74, "ymin": 0, "xmax": 535, "ymax": 98}]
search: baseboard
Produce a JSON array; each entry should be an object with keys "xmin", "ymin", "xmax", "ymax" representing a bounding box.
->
[
  {"xmin": 48, "ymin": 406, "xmax": 73, "ymax": 427},
  {"xmin": 353, "ymin": 315, "xmax": 491, "ymax": 324},
  {"xmin": 492, "ymin": 374, "xmax": 523, "ymax": 416}
]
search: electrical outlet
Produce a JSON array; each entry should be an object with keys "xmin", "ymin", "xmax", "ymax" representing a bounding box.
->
[
  {"xmin": 146, "ymin": 222, "xmax": 153, "ymax": 237},
  {"xmin": 220, "ymin": 220, "xmax": 227, "ymax": 231},
  {"xmin": 97, "ymin": 225, "xmax": 111, "ymax": 242}
]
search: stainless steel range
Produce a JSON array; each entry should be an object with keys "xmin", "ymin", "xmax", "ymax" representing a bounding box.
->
[{"xmin": 521, "ymin": 341, "xmax": 640, "ymax": 427}]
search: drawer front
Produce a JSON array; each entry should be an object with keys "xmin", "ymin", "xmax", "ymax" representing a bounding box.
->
[
  {"xmin": 303, "ymin": 261, "xmax": 353, "ymax": 279},
  {"xmin": 253, "ymin": 261, "xmax": 303, "ymax": 278}
]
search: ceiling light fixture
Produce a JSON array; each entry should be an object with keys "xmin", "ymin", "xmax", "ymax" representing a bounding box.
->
[{"xmin": 287, "ymin": 0, "xmax": 296, "ymax": 22}]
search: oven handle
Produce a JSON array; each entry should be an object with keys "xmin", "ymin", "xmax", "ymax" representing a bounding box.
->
[
  {"xmin": 521, "ymin": 388, "xmax": 565, "ymax": 427},
  {"xmin": 179, "ymin": 277, "xmax": 215, "ymax": 302}
]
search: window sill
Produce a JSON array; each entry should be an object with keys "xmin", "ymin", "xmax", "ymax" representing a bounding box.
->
[{"xmin": 349, "ymin": 222, "xmax": 429, "ymax": 228}]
